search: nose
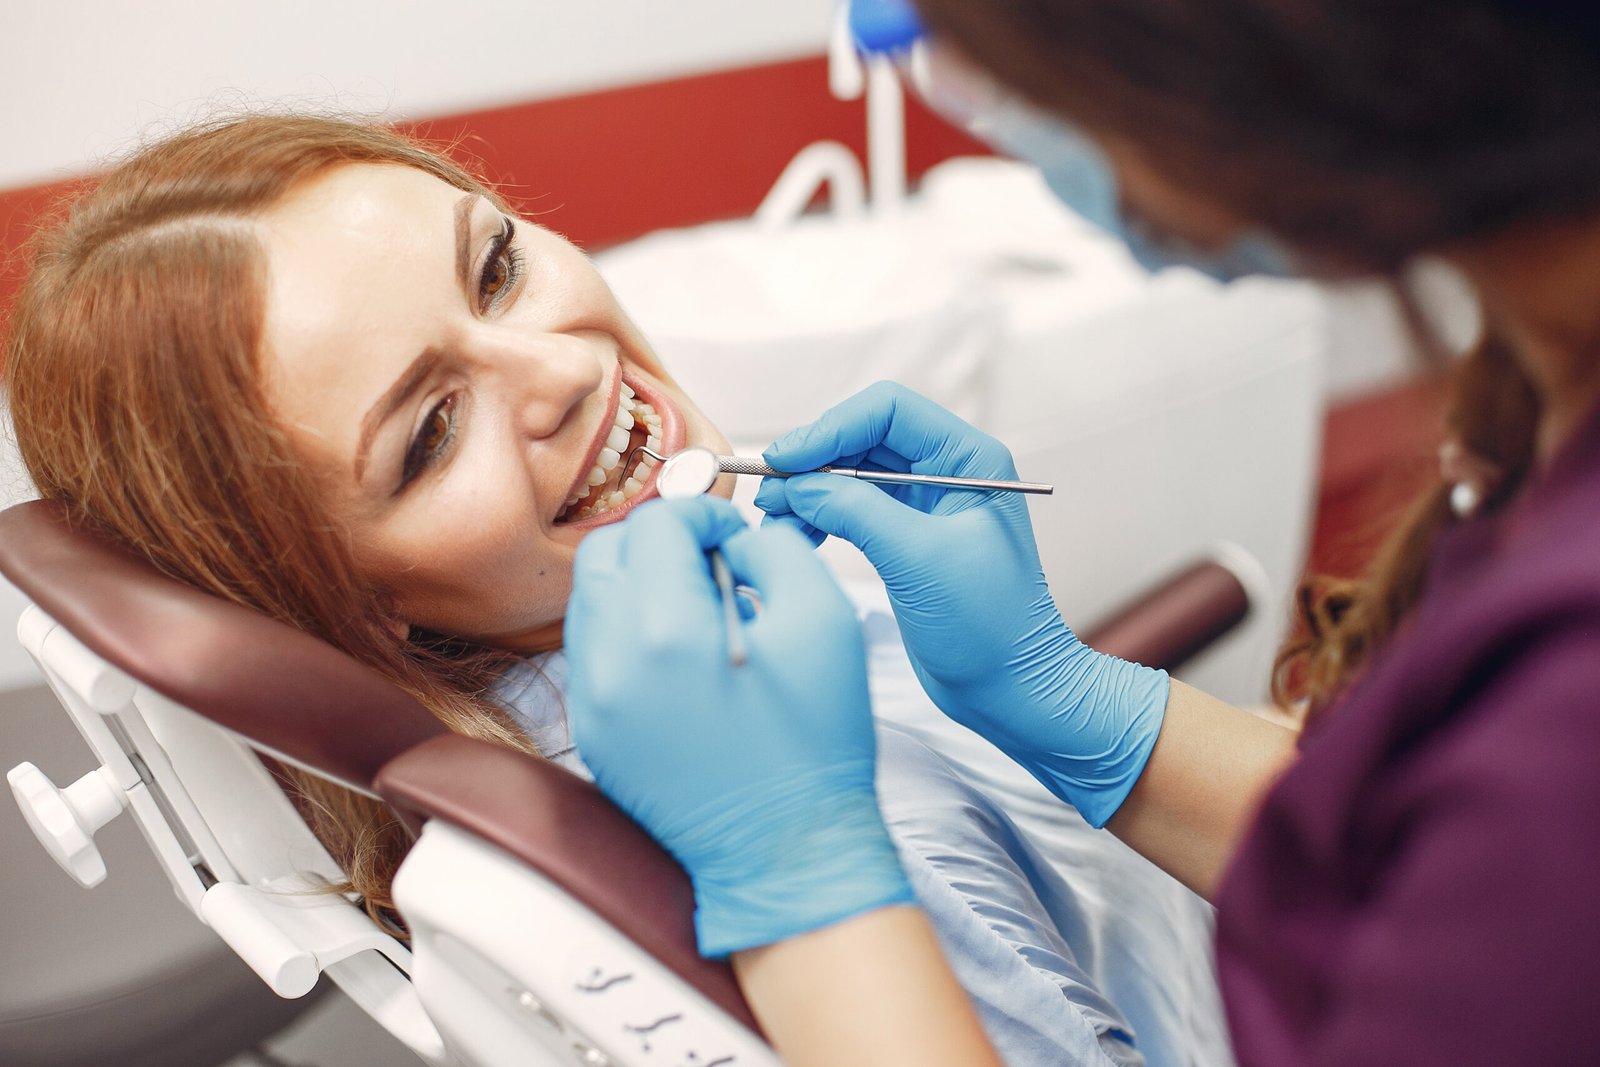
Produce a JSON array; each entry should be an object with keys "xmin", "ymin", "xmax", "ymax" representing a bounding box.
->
[{"xmin": 473, "ymin": 326, "xmax": 607, "ymax": 439}]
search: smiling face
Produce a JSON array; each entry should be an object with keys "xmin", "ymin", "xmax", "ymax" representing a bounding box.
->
[{"xmin": 257, "ymin": 162, "xmax": 730, "ymax": 652}]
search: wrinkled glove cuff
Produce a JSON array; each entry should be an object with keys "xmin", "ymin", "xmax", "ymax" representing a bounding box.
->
[
  {"xmin": 1007, "ymin": 657, "xmax": 1171, "ymax": 829},
  {"xmin": 674, "ymin": 761, "xmax": 915, "ymax": 958}
]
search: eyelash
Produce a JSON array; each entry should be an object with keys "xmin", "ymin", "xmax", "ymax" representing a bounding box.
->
[
  {"xmin": 478, "ymin": 216, "xmax": 524, "ymax": 313},
  {"xmin": 396, "ymin": 217, "xmax": 522, "ymax": 490},
  {"xmin": 400, "ymin": 394, "xmax": 457, "ymax": 489}
]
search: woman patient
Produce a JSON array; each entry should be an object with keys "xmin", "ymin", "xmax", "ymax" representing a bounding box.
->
[{"xmin": 4, "ymin": 115, "xmax": 1230, "ymax": 1067}]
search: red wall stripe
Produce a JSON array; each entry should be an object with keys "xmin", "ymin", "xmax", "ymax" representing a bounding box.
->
[
  {"xmin": 0, "ymin": 55, "xmax": 1436, "ymax": 586},
  {"xmin": 402, "ymin": 56, "xmax": 988, "ymax": 251},
  {"xmin": 0, "ymin": 55, "xmax": 987, "ymax": 337}
]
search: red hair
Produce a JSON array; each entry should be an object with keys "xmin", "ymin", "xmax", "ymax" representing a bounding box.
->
[{"xmin": 4, "ymin": 114, "xmax": 545, "ymax": 924}]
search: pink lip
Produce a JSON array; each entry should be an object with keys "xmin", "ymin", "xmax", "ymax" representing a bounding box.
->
[{"xmin": 555, "ymin": 361, "xmax": 687, "ymax": 529}]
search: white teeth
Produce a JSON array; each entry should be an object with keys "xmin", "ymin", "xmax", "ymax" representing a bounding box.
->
[{"xmin": 560, "ymin": 386, "xmax": 671, "ymax": 522}]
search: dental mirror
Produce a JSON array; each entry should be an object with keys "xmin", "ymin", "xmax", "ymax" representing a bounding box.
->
[{"xmin": 653, "ymin": 446, "xmax": 721, "ymax": 500}]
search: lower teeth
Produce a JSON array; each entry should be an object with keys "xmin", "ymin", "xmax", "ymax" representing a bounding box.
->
[{"xmin": 561, "ymin": 400, "xmax": 661, "ymax": 520}]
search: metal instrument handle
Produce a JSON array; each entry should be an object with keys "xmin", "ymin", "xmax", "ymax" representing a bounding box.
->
[{"xmin": 715, "ymin": 455, "xmax": 1053, "ymax": 495}]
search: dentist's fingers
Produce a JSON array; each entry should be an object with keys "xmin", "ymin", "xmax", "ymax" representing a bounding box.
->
[
  {"xmin": 573, "ymin": 499, "xmax": 745, "ymax": 650},
  {"xmin": 752, "ymin": 476, "xmax": 792, "ymax": 517},
  {"xmin": 622, "ymin": 496, "xmax": 750, "ymax": 552},
  {"xmin": 717, "ymin": 522, "xmax": 852, "ymax": 614},
  {"xmin": 764, "ymin": 381, "xmax": 1005, "ymax": 475},
  {"xmin": 568, "ymin": 524, "xmax": 656, "ymax": 651},
  {"xmin": 759, "ymin": 510, "xmax": 829, "ymax": 548},
  {"xmin": 566, "ymin": 527, "xmax": 643, "ymax": 711},
  {"xmin": 779, "ymin": 471, "xmax": 930, "ymax": 563},
  {"xmin": 764, "ymin": 381, "xmax": 910, "ymax": 471},
  {"xmin": 754, "ymin": 477, "xmax": 828, "ymax": 548},
  {"xmin": 567, "ymin": 525, "xmax": 633, "ymax": 639},
  {"xmin": 571, "ymin": 521, "xmax": 627, "ymax": 586}
]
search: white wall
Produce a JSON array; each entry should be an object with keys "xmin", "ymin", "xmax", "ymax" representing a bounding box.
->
[{"xmin": 0, "ymin": 0, "xmax": 835, "ymax": 188}]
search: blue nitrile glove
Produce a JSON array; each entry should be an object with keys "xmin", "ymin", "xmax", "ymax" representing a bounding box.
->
[
  {"xmin": 564, "ymin": 496, "xmax": 915, "ymax": 958},
  {"xmin": 756, "ymin": 382, "xmax": 1170, "ymax": 828}
]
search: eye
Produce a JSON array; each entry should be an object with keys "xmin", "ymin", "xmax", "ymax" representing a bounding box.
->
[
  {"xmin": 478, "ymin": 216, "xmax": 524, "ymax": 313},
  {"xmin": 400, "ymin": 394, "xmax": 458, "ymax": 488}
]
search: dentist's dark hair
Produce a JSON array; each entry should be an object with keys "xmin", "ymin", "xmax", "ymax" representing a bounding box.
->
[
  {"xmin": 912, "ymin": 0, "xmax": 1594, "ymax": 720},
  {"xmin": 3, "ymin": 114, "xmax": 543, "ymax": 928}
]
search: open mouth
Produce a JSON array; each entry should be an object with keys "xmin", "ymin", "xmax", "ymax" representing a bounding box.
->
[{"xmin": 555, "ymin": 380, "xmax": 665, "ymax": 524}]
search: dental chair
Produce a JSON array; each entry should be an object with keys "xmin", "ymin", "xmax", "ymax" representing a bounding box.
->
[{"xmin": 1, "ymin": 497, "xmax": 1248, "ymax": 1067}]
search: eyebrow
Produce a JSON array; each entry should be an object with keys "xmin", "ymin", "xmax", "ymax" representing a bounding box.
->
[
  {"xmin": 453, "ymin": 192, "xmax": 477, "ymax": 293},
  {"xmin": 355, "ymin": 347, "xmax": 445, "ymax": 483},
  {"xmin": 352, "ymin": 193, "xmax": 479, "ymax": 485}
]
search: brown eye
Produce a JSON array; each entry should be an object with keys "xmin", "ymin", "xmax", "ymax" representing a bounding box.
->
[
  {"xmin": 419, "ymin": 402, "xmax": 451, "ymax": 452},
  {"xmin": 482, "ymin": 255, "xmax": 509, "ymax": 300},
  {"xmin": 401, "ymin": 394, "xmax": 458, "ymax": 487},
  {"xmin": 477, "ymin": 217, "xmax": 523, "ymax": 311}
]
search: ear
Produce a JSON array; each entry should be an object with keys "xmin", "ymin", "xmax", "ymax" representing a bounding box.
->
[{"xmin": 384, "ymin": 615, "xmax": 411, "ymax": 641}]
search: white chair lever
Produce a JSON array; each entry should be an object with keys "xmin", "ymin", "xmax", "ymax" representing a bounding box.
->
[{"xmin": 8, "ymin": 762, "xmax": 128, "ymax": 887}]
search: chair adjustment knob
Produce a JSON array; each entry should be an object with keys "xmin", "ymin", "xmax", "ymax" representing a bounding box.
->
[{"xmin": 8, "ymin": 762, "xmax": 128, "ymax": 887}]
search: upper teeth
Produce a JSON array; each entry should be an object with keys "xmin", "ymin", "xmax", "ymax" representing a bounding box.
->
[{"xmin": 563, "ymin": 383, "xmax": 664, "ymax": 519}]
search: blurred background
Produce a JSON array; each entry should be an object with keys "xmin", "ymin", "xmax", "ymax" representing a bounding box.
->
[{"xmin": 0, "ymin": 3, "xmax": 1453, "ymax": 1063}]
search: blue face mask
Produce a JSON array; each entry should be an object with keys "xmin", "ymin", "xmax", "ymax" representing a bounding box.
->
[
  {"xmin": 962, "ymin": 86, "xmax": 1297, "ymax": 281},
  {"xmin": 848, "ymin": 0, "xmax": 1296, "ymax": 280}
]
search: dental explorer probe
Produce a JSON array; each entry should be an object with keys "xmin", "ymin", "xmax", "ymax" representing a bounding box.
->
[{"xmin": 639, "ymin": 446, "xmax": 1055, "ymax": 496}]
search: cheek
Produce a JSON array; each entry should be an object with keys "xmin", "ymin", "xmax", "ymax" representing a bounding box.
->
[{"xmin": 365, "ymin": 508, "xmax": 578, "ymax": 637}]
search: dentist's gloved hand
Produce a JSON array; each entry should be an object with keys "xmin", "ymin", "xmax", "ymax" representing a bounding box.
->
[
  {"xmin": 564, "ymin": 496, "xmax": 914, "ymax": 958},
  {"xmin": 756, "ymin": 382, "xmax": 1170, "ymax": 828}
]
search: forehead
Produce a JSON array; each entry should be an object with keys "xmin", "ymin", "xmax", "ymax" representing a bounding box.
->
[
  {"xmin": 254, "ymin": 165, "xmax": 464, "ymax": 449},
  {"xmin": 258, "ymin": 162, "xmax": 463, "ymax": 349}
]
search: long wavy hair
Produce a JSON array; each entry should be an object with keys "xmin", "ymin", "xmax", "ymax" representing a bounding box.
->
[
  {"xmin": 914, "ymin": 0, "xmax": 1598, "ymax": 721},
  {"xmin": 3, "ymin": 115, "xmax": 544, "ymax": 924}
]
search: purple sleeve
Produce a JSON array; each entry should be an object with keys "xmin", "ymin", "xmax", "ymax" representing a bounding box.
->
[{"xmin": 1298, "ymin": 629, "xmax": 1600, "ymax": 1065}]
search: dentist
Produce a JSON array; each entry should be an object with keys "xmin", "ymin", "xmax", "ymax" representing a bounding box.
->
[{"xmin": 565, "ymin": 2, "xmax": 1600, "ymax": 1065}]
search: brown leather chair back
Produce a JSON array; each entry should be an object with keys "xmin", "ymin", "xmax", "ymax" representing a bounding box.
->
[
  {"xmin": 0, "ymin": 497, "xmax": 1246, "ymax": 1040},
  {"xmin": 0, "ymin": 498, "xmax": 761, "ymax": 1031},
  {"xmin": 0, "ymin": 499, "xmax": 443, "ymax": 792}
]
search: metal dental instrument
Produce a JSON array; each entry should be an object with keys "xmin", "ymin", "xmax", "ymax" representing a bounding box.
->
[
  {"xmin": 651, "ymin": 446, "xmax": 747, "ymax": 668},
  {"xmin": 707, "ymin": 551, "xmax": 745, "ymax": 669},
  {"xmin": 638, "ymin": 446, "xmax": 1054, "ymax": 496}
]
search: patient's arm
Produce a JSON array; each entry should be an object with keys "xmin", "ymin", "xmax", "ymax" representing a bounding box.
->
[
  {"xmin": 734, "ymin": 905, "xmax": 1004, "ymax": 1067},
  {"xmin": 1108, "ymin": 680, "xmax": 1300, "ymax": 899}
]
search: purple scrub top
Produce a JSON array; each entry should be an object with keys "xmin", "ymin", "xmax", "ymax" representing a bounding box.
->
[{"xmin": 1215, "ymin": 405, "xmax": 1600, "ymax": 1065}]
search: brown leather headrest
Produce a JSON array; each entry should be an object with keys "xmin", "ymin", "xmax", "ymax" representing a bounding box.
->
[
  {"xmin": 0, "ymin": 499, "xmax": 443, "ymax": 792},
  {"xmin": 377, "ymin": 732, "xmax": 762, "ymax": 1034}
]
